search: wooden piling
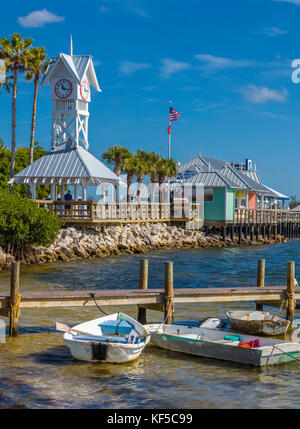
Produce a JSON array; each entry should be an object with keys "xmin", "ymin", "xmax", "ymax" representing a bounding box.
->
[
  {"xmin": 9, "ymin": 262, "xmax": 21, "ymax": 338},
  {"xmin": 137, "ymin": 259, "xmax": 148, "ymax": 324},
  {"xmin": 286, "ymin": 261, "xmax": 295, "ymax": 325},
  {"xmin": 164, "ymin": 261, "xmax": 174, "ymax": 324},
  {"xmin": 256, "ymin": 259, "xmax": 265, "ymax": 311}
]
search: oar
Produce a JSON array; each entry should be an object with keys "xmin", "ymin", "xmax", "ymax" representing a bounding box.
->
[{"xmin": 56, "ymin": 322, "xmax": 103, "ymax": 338}]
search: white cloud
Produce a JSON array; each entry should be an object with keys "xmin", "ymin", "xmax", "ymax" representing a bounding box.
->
[
  {"xmin": 119, "ymin": 61, "xmax": 150, "ymax": 75},
  {"xmin": 160, "ymin": 58, "xmax": 190, "ymax": 78},
  {"xmin": 241, "ymin": 85, "xmax": 288, "ymax": 103},
  {"xmin": 195, "ymin": 54, "xmax": 254, "ymax": 69},
  {"xmin": 101, "ymin": 0, "xmax": 149, "ymax": 17},
  {"xmin": 260, "ymin": 27, "xmax": 288, "ymax": 37},
  {"xmin": 18, "ymin": 9, "xmax": 65, "ymax": 28},
  {"xmin": 274, "ymin": 0, "xmax": 300, "ymax": 5}
]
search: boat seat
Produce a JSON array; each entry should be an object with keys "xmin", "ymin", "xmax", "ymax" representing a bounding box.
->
[
  {"xmin": 213, "ymin": 339, "xmax": 240, "ymax": 346},
  {"xmin": 73, "ymin": 334, "xmax": 129, "ymax": 344}
]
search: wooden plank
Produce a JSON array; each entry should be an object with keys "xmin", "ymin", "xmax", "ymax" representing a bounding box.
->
[
  {"xmin": 287, "ymin": 261, "xmax": 295, "ymax": 325},
  {"xmin": 138, "ymin": 304, "xmax": 164, "ymax": 312},
  {"xmin": 9, "ymin": 262, "xmax": 20, "ymax": 338},
  {"xmin": 1, "ymin": 286, "xmax": 299, "ymax": 310},
  {"xmin": 137, "ymin": 259, "xmax": 148, "ymax": 324},
  {"xmin": 256, "ymin": 259, "xmax": 265, "ymax": 311}
]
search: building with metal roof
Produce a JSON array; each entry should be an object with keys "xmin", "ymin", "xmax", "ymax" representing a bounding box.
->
[{"xmin": 13, "ymin": 39, "xmax": 118, "ymax": 201}]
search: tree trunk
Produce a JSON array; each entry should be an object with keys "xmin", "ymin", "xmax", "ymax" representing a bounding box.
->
[
  {"xmin": 114, "ymin": 164, "xmax": 121, "ymax": 203},
  {"xmin": 10, "ymin": 65, "xmax": 18, "ymax": 191},
  {"xmin": 127, "ymin": 174, "xmax": 133, "ymax": 203},
  {"xmin": 29, "ymin": 76, "xmax": 39, "ymax": 165}
]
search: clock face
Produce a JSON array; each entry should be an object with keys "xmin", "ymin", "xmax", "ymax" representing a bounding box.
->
[
  {"xmin": 55, "ymin": 79, "xmax": 72, "ymax": 99},
  {"xmin": 80, "ymin": 81, "xmax": 90, "ymax": 100}
]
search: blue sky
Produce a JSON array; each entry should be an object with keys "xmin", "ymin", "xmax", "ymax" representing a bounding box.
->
[{"xmin": 1, "ymin": 0, "xmax": 300, "ymax": 197}]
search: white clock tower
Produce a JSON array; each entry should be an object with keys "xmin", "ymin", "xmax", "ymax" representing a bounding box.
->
[{"xmin": 41, "ymin": 37, "xmax": 101, "ymax": 150}]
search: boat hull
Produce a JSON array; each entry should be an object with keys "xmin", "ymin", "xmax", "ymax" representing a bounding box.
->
[
  {"xmin": 64, "ymin": 338, "xmax": 147, "ymax": 363},
  {"xmin": 226, "ymin": 311, "xmax": 290, "ymax": 336},
  {"xmin": 146, "ymin": 324, "xmax": 300, "ymax": 367},
  {"xmin": 63, "ymin": 312, "xmax": 149, "ymax": 363}
]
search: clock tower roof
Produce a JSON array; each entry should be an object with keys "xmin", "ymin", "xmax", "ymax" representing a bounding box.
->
[{"xmin": 41, "ymin": 52, "xmax": 101, "ymax": 92}]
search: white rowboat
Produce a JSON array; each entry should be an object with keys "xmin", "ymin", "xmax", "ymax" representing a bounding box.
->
[
  {"xmin": 63, "ymin": 313, "xmax": 150, "ymax": 363},
  {"xmin": 145, "ymin": 323, "xmax": 300, "ymax": 366},
  {"xmin": 226, "ymin": 310, "xmax": 290, "ymax": 336}
]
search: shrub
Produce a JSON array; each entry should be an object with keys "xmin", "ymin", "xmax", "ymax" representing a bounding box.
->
[{"xmin": 0, "ymin": 189, "xmax": 63, "ymax": 261}]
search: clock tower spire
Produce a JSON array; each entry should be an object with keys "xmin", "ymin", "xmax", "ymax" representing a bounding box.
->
[{"xmin": 41, "ymin": 38, "xmax": 101, "ymax": 150}]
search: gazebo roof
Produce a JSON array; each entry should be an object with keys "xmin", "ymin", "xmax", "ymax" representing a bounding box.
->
[{"xmin": 14, "ymin": 139, "xmax": 119, "ymax": 186}]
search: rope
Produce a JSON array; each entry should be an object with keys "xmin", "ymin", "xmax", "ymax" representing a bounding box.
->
[
  {"xmin": 144, "ymin": 295, "xmax": 175, "ymax": 337},
  {"xmin": 9, "ymin": 294, "xmax": 22, "ymax": 340},
  {"xmin": 83, "ymin": 293, "xmax": 109, "ymax": 316},
  {"xmin": 277, "ymin": 290, "xmax": 296, "ymax": 316},
  {"xmin": 273, "ymin": 345, "xmax": 300, "ymax": 363}
]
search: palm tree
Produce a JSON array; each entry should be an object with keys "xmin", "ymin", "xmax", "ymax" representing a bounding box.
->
[
  {"xmin": 25, "ymin": 46, "xmax": 49, "ymax": 165},
  {"xmin": 0, "ymin": 33, "xmax": 33, "ymax": 188},
  {"xmin": 155, "ymin": 157, "xmax": 178, "ymax": 204},
  {"xmin": 101, "ymin": 145, "xmax": 131, "ymax": 202},
  {"xmin": 148, "ymin": 152, "xmax": 160, "ymax": 203},
  {"xmin": 122, "ymin": 153, "xmax": 136, "ymax": 203},
  {"xmin": 134, "ymin": 150, "xmax": 151, "ymax": 203}
]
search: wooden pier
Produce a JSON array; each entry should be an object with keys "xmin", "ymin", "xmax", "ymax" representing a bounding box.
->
[{"xmin": 1, "ymin": 260, "xmax": 298, "ymax": 338}]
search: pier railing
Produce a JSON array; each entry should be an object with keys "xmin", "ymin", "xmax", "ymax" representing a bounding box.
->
[
  {"xmin": 234, "ymin": 208, "xmax": 300, "ymax": 224},
  {"xmin": 35, "ymin": 200, "xmax": 202, "ymax": 225}
]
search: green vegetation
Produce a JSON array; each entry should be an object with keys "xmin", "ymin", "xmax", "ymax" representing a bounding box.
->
[
  {"xmin": 289, "ymin": 196, "xmax": 300, "ymax": 209},
  {"xmin": 0, "ymin": 33, "xmax": 34, "ymax": 186},
  {"xmin": 0, "ymin": 189, "xmax": 63, "ymax": 261},
  {"xmin": 0, "ymin": 139, "xmax": 49, "ymax": 198},
  {"xmin": 102, "ymin": 146, "xmax": 178, "ymax": 203},
  {"xmin": 25, "ymin": 46, "xmax": 49, "ymax": 165}
]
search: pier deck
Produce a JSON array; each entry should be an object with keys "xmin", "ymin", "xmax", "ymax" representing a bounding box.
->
[
  {"xmin": 3, "ymin": 260, "xmax": 297, "ymax": 338},
  {"xmin": 0, "ymin": 286, "xmax": 296, "ymax": 316}
]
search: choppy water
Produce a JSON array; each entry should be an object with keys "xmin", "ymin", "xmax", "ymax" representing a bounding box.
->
[{"xmin": 0, "ymin": 240, "xmax": 300, "ymax": 409}]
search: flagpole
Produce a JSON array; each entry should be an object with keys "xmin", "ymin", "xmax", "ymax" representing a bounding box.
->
[{"xmin": 168, "ymin": 100, "xmax": 171, "ymax": 159}]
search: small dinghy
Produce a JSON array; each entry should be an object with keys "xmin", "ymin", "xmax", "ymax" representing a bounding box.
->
[
  {"xmin": 58, "ymin": 313, "xmax": 150, "ymax": 363},
  {"xmin": 145, "ymin": 323, "xmax": 300, "ymax": 367},
  {"xmin": 226, "ymin": 310, "xmax": 290, "ymax": 336}
]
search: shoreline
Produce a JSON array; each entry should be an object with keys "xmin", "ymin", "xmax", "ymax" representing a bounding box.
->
[{"xmin": 0, "ymin": 223, "xmax": 289, "ymax": 270}]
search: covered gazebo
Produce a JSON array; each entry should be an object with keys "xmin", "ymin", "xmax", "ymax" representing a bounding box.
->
[{"xmin": 13, "ymin": 138, "xmax": 119, "ymax": 200}]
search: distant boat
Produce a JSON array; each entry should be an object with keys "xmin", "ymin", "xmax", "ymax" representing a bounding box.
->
[
  {"xmin": 60, "ymin": 313, "xmax": 150, "ymax": 363},
  {"xmin": 145, "ymin": 323, "xmax": 300, "ymax": 367},
  {"xmin": 226, "ymin": 310, "xmax": 290, "ymax": 336}
]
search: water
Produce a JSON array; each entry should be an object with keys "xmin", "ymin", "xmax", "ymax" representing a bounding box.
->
[{"xmin": 1, "ymin": 240, "xmax": 300, "ymax": 408}]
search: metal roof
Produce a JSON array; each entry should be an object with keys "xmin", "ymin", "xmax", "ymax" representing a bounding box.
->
[
  {"xmin": 14, "ymin": 139, "xmax": 119, "ymax": 186},
  {"xmin": 291, "ymin": 205, "xmax": 300, "ymax": 211},
  {"xmin": 176, "ymin": 154, "xmax": 280, "ymax": 196},
  {"xmin": 171, "ymin": 170, "xmax": 239, "ymax": 188},
  {"xmin": 41, "ymin": 53, "xmax": 101, "ymax": 91}
]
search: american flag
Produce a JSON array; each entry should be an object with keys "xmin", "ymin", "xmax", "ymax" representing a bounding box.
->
[{"xmin": 169, "ymin": 106, "xmax": 181, "ymax": 121}]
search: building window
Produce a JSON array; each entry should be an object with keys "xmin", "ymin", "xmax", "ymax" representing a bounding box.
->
[
  {"xmin": 235, "ymin": 198, "xmax": 238, "ymax": 208},
  {"xmin": 204, "ymin": 188, "xmax": 214, "ymax": 202}
]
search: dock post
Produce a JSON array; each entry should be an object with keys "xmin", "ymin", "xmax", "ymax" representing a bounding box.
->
[
  {"xmin": 222, "ymin": 227, "xmax": 226, "ymax": 243},
  {"xmin": 286, "ymin": 261, "xmax": 295, "ymax": 326},
  {"xmin": 164, "ymin": 261, "xmax": 174, "ymax": 324},
  {"xmin": 250, "ymin": 226, "xmax": 254, "ymax": 243},
  {"xmin": 137, "ymin": 259, "xmax": 148, "ymax": 324},
  {"xmin": 255, "ymin": 225, "xmax": 259, "ymax": 241},
  {"xmin": 274, "ymin": 224, "xmax": 278, "ymax": 239},
  {"xmin": 9, "ymin": 261, "xmax": 21, "ymax": 338},
  {"xmin": 256, "ymin": 259, "xmax": 265, "ymax": 311},
  {"xmin": 238, "ymin": 225, "xmax": 242, "ymax": 244}
]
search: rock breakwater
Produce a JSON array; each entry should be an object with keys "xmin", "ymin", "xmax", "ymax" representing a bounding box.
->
[{"xmin": 0, "ymin": 223, "xmax": 288, "ymax": 270}]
